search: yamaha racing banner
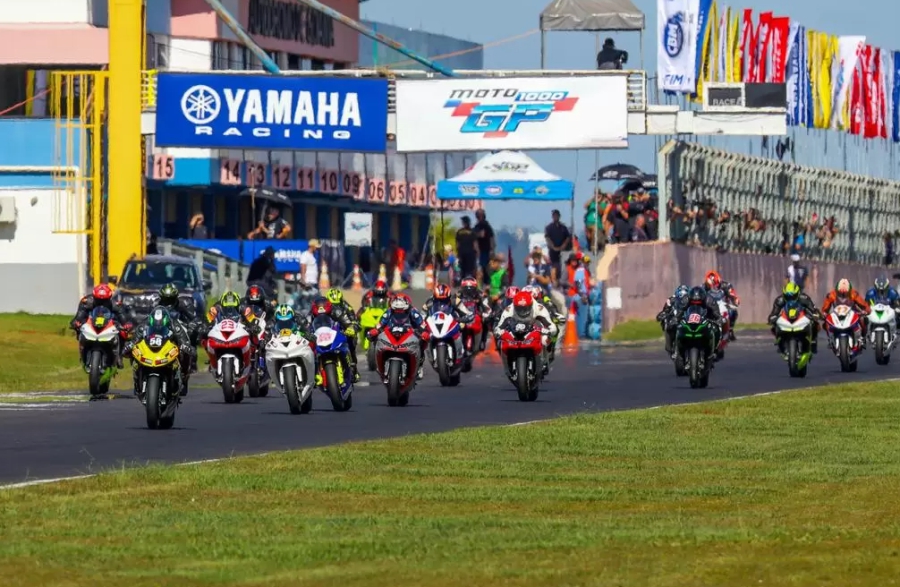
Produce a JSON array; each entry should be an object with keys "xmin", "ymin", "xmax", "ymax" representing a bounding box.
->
[
  {"xmin": 657, "ymin": 0, "xmax": 700, "ymax": 93},
  {"xmin": 394, "ymin": 77, "xmax": 628, "ymax": 152},
  {"xmin": 154, "ymin": 73, "xmax": 388, "ymax": 152}
]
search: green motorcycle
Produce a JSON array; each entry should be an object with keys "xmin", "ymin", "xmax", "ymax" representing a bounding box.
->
[
  {"xmin": 676, "ymin": 306, "xmax": 717, "ymax": 389},
  {"xmin": 359, "ymin": 300, "xmax": 388, "ymax": 371},
  {"xmin": 774, "ymin": 301, "xmax": 814, "ymax": 378}
]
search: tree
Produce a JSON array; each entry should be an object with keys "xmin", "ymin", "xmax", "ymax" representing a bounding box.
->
[{"xmin": 428, "ymin": 214, "xmax": 457, "ymax": 254}]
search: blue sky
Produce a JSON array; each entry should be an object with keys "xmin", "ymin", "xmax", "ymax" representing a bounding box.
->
[{"xmin": 361, "ymin": 0, "xmax": 900, "ymax": 231}]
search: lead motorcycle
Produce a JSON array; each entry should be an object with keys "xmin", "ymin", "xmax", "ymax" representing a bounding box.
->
[
  {"xmin": 426, "ymin": 307, "xmax": 464, "ymax": 387},
  {"xmin": 824, "ymin": 304, "xmax": 864, "ymax": 372},
  {"xmin": 374, "ymin": 322, "xmax": 423, "ymax": 407},
  {"xmin": 79, "ymin": 306, "xmax": 121, "ymax": 397},
  {"xmin": 867, "ymin": 302, "xmax": 897, "ymax": 365},
  {"xmin": 774, "ymin": 300, "xmax": 814, "ymax": 378},
  {"xmin": 205, "ymin": 310, "xmax": 254, "ymax": 403},
  {"xmin": 498, "ymin": 317, "xmax": 545, "ymax": 402},
  {"xmin": 130, "ymin": 314, "xmax": 185, "ymax": 430},
  {"xmin": 265, "ymin": 326, "xmax": 316, "ymax": 415},
  {"xmin": 676, "ymin": 305, "xmax": 716, "ymax": 389}
]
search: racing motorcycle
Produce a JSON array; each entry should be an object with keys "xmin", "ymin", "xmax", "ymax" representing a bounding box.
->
[
  {"xmin": 79, "ymin": 306, "xmax": 120, "ymax": 397},
  {"xmin": 374, "ymin": 322, "xmax": 423, "ymax": 407},
  {"xmin": 205, "ymin": 311, "xmax": 253, "ymax": 404},
  {"xmin": 130, "ymin": 318, "xmax": 185, "ymax": 430},
  {"xmin": 707, "ymin": 289, "xmax": 732, "ymax": 360},
  {"xmin": 676, "ymin": 305, "xmax": 716, "ymax": 389},
  {"xmin": 359, "ymin": 300, "xmax": 388, "ymax": 371},
  {"xmin": 426, "ymin": 308, "xmax": 464, "ymax": 387},
  {"xmin": 774, "ymin": 300, "xmax": 814, "ymax": 378},
  {"xmin": 311, "ymin": 314, "xmax": 353, "ymax": 412},
  {"xmin": 867, "ymin": 302, "xmax": 897, "ymax": 365},
  {"xmin": 498, "ymin": 317, "xmax": 545, "ymax": 402},
  {"xmin": 460, "ymin": 299, "xmax": 486, "ymax": 372},
  {"xmin": 824, "ymin": 304, "xmax": 863, "ymax": 372},
  {"xmin": 243, "ymin": 307, "xmax": 270, "ymax": 398},
  {"xmin": 265, "ymin": 326, "xmax": 316, "ymax": 415}
]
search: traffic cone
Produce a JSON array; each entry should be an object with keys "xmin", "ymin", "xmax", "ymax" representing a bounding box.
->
[
  {"xmin": 562, "ymin": 301, "xmax": 579, "ymax": 350},
  {"xmin": 391, "ymin": 266, "xmax": 403, "ymax": 291},
  {"xmin": 319, "ymin": 260, "xmax": 330, "ymax": 290},
  {"xmin": 424, "ymin": 264, "xmax": 435, "ymax": 289},
  {"xmin": 378, "ymin": 264, "xmax": 387, "ymax": 282},
  {"xmin": 351, "ymin": 264, "xmax": 363, "ymax": 291}
]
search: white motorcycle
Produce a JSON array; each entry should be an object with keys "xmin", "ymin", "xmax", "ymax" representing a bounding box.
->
[
  {"xmin": 824, "ymin": 304, "xmax": 864, "ymax": 373},
  {"xmin": 265, "ymin": 328, "xmax": 316, "ymax": 414},
  {"xmin": 425, "ymin": 310, "xmax": 465, "ymax": 387},
  {"xmin": 204, "ymin": 316, "xmax": 254, "ymax": 404},
  {"xmin": 79, "ymin": 307, "xmax": 120, "ymax": 397},
  {"xmin": 867, "ymin": 303, "xmax": 897, "ymax": 365}
]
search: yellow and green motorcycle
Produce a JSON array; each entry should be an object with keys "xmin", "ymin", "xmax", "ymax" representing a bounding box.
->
[
  {"xmin": 131, "ymin": 319, "xmax": 186, "ymax": 430},
  {"xmin": 359, "ymin": 299, "xmax": 388, "ymax": 371}
]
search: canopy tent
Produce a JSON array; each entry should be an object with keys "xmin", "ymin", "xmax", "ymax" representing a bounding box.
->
[
  {"xmin": 539, "ymin": 0, "xmax": 645, "ymax": 68},
  {"xmin": 436, "ymin": 151, "xmax": 574, "ymax": 202}
]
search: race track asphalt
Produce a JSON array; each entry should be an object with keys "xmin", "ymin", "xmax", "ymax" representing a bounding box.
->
[{"xmin": 1, "ymin": 336, "xmax": 897, "ymax": 485}]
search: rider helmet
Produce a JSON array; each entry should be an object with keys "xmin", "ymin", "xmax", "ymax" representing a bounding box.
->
[
  {"xmin": 159, "ymin": 283, "xmax": 179, "ymax": 307},
  {"xmin": 704, "ymin": 271, "xmax": 721, "ymax": 290},
  {"xmin": 460, "ymin": 277, "xmax": 478, "ymax": 298},
  {"xmin": 836, "ymin": 278, "xmax": 852, "ymax": 295},
  {"xmin": 310, "ymin": 297, "xmax": 333, "ymax": 317},
  {"xmin": 146, "ymin": 306, "xmax": 172, "ymax": 347},
  {"xmin": 273, "ymin": 304, "xmax": 296, "ymax": 332},
  {"xmin": 389, "ymin": 294, "xmax": 411, "ymax": 321},
  {"xmin": 512, "ymin": 291, "xmax": 534, "ymax": 321},
  {"xmin": 782, "ymin": 282, "xmax": 800, "ymax": 302},
  {"xmin": 326, "ymin": 288, "xmax": 344, "ymax": 305},
  {"xmin": 372, "ymin": 280, "xmax": 388, "ymax": 298},
  {"xmin": 675, "ymin": 285, "xmax": 690, "ymax": 299},
  {"xmin": 246, "ymin": 285, "xmax": 264, "ymax": 305},
  {"xmin": 523, "ymin": 285, "xmax": 542, "ymax": 303},
  {"xmin": 688, "ymin": 286, "xmax": 706, "ymax": 305},
  {"xmin": 874, "ymin": 276, "xmax": 890, "ymax": 297},
  {"xmin": 433, "ymin": 283, "xmax": 452, "ymax": 303},
  {"xmin": 220, "ymin": 291, "xmax": 241, "ymax": 308},
  {"xmin": 92, "ymin": 284, "xmax": 113, "ymax": 301}
]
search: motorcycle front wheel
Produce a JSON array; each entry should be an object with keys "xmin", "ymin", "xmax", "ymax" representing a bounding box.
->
[
  {"xmin": 88, "ymin": 349, "xmax": 104, "ymax": 396},
  {"xmin": 386, "ymin": 360, "xmax": 409, "ymax": 407},
  {"xmin": 515, "ymin": 355, "xmax": 538, "ymax": 402}
]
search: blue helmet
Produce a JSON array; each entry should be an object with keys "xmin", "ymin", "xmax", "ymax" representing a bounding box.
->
[
  {"xmin": 874, "ymin": 276, "xmax": 890, "ymax": 296},
  {"xmin": 273, "ymin": 304, "xmax": 296, "ymax": 331},
  {"xmin": 674, "ymin": 285, "xmax": 689, "ymax": 299}
]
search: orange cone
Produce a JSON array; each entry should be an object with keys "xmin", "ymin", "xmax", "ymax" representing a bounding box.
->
[
  {"xmin": 351, "ymin": 265, "xmax": 363, "ymax": 291},
  {"xmin": 424, "ymin": 264, "xmax": 435, "ymax": 289},
  {"xmin": 318, "ymin": 261, "xmax": 330, "ymax": 289},
  {"xmin": 562, "ymin": 301, "xmax": 579, "ymax": 350}
]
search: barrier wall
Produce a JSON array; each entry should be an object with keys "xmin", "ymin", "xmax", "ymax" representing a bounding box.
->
[{"xmin": 599, "ymin": 242, "xmax": 887, "ymax": 328}]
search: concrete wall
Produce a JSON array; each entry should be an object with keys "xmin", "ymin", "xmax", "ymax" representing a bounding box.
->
[{"xmin": 598, "ymin": 242, "xmax": 887, "ymax": 328}]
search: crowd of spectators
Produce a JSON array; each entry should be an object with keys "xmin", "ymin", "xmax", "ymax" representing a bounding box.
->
[{"xmin": 582, "ymin": 186, "xmax": 660, "ymax": 250}]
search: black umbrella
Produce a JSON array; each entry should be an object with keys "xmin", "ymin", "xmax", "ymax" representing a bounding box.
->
[
  {"xmin": 239, "ymin": 186, "xmax": 293, "ymax": 208},
  {"xmin": 589, "ymin": 163, "xmax": 646, "ymax": 182},
  {"xmin": 641, "ymin": 175, "xmax": 658, "ymax": 190}
]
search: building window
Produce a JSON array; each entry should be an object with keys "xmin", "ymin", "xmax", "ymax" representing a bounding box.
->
[
  {"xmin": 211, "ymin": 41, "xmax": 229, "ymax": 70},
  {"xmin": 332, "ymin": 62, "xmax": 347, "ymax": 70},
  {"xmin": 323, "ymin": 62, "xmax": 334, "ymax": 71},
  {"xmin": 287, "ymin": 54, "xmax": 301, "ymax": 70},
  {"xmin": 311, "ymin": 59, "xmax": 325, "ymax": 70}
]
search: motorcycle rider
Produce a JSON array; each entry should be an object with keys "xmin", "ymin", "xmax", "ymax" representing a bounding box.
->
[
  {"xmin": 206, "ymin": 290, "xmax": 262, "ymax": 339},
  {"xmin": 124, "ymin": 306, "xmax": 194, "ymax": 396},
  {"xmin": 156, "ymin": 283, "xmax": 202, "ymax": 373},
  {"xmin": 494, "ymin": 290, "xmax": 558, "ymax": 375},
  {"xmin": 70, "ymin": 283, "xmax": 133, "ymax": 369},
  {"xmin": 766, "ymin": 282, "xmax": 822, "ymax": 353},
  {"xmin": 242, "ymin": 284, "xmax": 275, "ymax": 319},
  {"xmin": 458, "ymin": 276, "xmax": 493, "ymax": 351},
  {"xmin": 307, "ymin": 295, "xmax": 361, "ymax": 382},
  {"xmin": 678, "ymin": 286, "xmax": 725, "ymax": 359},
  {"xmin": 657, "ymin": 285, "xmax": 690, "ymax": 357},
  {"xmin": 703, "ymin": 270, "xmax": 741, "ymax": 340},
  {"xmin": 357, "ymin": 279, "xmax": 391, "ymax": 316},
  {"xmin": 522, "ymin": 285, "xmax": 565, "ymax": 325},
  {"xmin": 325, "ymin": 288, "xmax": 357, "ymax": 318},
  {"xmin": 865, "ymin": 276, "xmax": 900, "ymax": 328},
  {"xmin": 367, "ymin": 293, "xmax": 429, "ymax": 380},
  {"xmin": 422, "ymin": 283, "xmax": 473, "ymax": 322},
  {"xmin": 268, "ymin": 303, "xmax": 316, "ymax": 345},
  {"xmin": 822, "ymin": 278, "xmax": 870, "ymax": 346}
]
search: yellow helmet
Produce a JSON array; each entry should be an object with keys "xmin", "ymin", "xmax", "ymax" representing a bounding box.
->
[
  {"xmin": 782, "ymin": 282, "xmax": 800, "ymax": 300},
  {"xmin": 326, "ymin": 288, "xmax": 343, "ymax": 305},
  {"xmin": 220, "ymin": 291, "xmax": 240, "ymax": 308}
]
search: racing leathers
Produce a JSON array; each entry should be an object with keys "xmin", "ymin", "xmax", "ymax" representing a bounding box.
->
[
  {"xmin": 125, "ymin": 318, "xmax": 194, "ymax": 396},
  {"xmin": 822, "ymin": 289, "xmax": 870, "ymax": 344},
  {"xmin": 206, "ymin": 303, "xmax": 262, "ymax": 342},
  {"xmin": 767, "ymin": 292, "xmax": 821, "ymax": 352},
  {"xmin": 369, "ymin": 307, "xmax": 428, "ymax": 379},
  {"xmin": 657, "ymin": 294, "xmax": 688, "ymax": 355},
  {"xmin": 70, "ymin": 295, "xmax": 132, "ymax": 368},
  {"xmin": 493, "ymin": 299, "xmax": 559, "ymax": 345},
  {"xmin": 865, "ymin": 286, "xmax": 900, "ymax": 328},
  {"xmin": 306, "ymin": 303, "xmax": 361, "ymax": 376},
  {"xmin": 459, "ymin": 290, "xmax": 494, "ymax": 351},
  {"xmin": 705, "ymin": 281, "xmax": 740, "ymax": 339},
  {"xmin": 155, "ymin": 295, "xmax": 203, "ymax": 373}
]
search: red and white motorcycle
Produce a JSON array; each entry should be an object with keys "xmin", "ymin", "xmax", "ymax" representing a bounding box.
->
[
  {"xmin": 824, "ymin": 304, "xmax": 864, "ymax": 372},
  {"xmin": 205, "ymin": 316, "xmax": 253, "ymax": 403},
  {"xmin": 425, "ymin": 310, "xmax": 464, "ymax": 387}
]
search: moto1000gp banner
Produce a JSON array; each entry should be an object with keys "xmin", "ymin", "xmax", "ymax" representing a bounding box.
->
[
  {"xmin": 154, "ymin": 73, "xmax": 388, "ymax": 152},
  {"xmin": 394, "ymin": 76, "xmax": 629, "ymax": 152}
]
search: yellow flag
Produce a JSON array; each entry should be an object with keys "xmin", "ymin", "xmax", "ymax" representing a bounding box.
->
[
  {"xmin": 728, "ymin": 12, "xmax": 741, "ymax": 82},
  {"xmin": 809, "ymin": 32, "xmax": 836, "ymax": 129},
  {"xmin": 693, "ymin": 0, "xmax": 718, "ymax": 101}
]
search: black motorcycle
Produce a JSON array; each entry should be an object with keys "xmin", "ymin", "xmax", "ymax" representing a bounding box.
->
[{"xmin": 675, "ymin": 306, "xmax": 716, "ymax": 389}]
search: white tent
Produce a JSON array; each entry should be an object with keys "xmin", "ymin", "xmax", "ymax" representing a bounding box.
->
[{"xmin": 436, "ymin": 151, "xmax": 574, "ymax": 202}]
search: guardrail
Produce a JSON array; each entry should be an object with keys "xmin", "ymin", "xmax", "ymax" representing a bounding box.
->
[
  {"xmin": 157, "ymin": 239, "xmax": 292, "ymax": 302},
  {"xmin": 140, "ymin": 68, "xmax": 647, "ymax": 113},
  {"xmin": 661, "ymin": 141, "xmax": 900, "ymax": 266}
]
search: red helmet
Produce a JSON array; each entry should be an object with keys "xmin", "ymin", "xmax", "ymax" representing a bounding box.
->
[
  {"xmin": 310, "ymin": 298, "xmax": 333, "ymax": 316},
  {"xmin": 513, "ymin": 291, "xmax": 533, "ymax": 320},
  {"xmin": 460, "ymin": 277, "xmax": 478, "ymax": 296},
  {"xmin": 504, "ymin": 286, "xmax": 520, "ymax": 300},
  {"xmin": 373, "ymin": 280, "xmax": 388, "ymax": 296},
  {"xmin": 705, "ymin": 270, "xmax": 721, "ymax": 289},
  {"xmin": 390, "ymin": 293, "xmax": 411, "ymax": 316},
  {"xmin": 433, "ymin": 283, "xmax": 452, "ymax": 302},
  {"xmin": 93, "ymin": 284, "xmax": 113, "ymax": 301}
]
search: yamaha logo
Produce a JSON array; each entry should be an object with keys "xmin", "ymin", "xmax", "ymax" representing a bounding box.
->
[
  {"xmin": 664, "ymin": 13, "xmax": 685, "ymax": 58},
  {"xmin": 181, "ymin": 85, "xmax": 221, "ymax": 124}
]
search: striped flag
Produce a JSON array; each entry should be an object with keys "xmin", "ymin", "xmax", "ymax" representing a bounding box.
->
[{"xmin": 786, "ymin": 22, "xmax": 811, "ymax": 127}]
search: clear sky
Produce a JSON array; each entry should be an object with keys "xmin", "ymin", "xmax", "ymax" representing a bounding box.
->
[{"xmin": 361, "ymin": 0, "xmax": 900, "ymax": 231}]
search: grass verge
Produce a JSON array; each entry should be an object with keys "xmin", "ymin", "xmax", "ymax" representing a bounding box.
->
[
  {"xmin": 605, "ymin": 319, "xmax": 769, "ymax": 342},
  {"xmin": 4, "ymin": 381, "xmax": 900, "ymax": 586},
  {"xmin": 0, "ymin": 313, "xmax": 130, "ymax": 393}
]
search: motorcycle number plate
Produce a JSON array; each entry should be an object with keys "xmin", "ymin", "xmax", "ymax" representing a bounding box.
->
[
  {"xmin": 219, "ymin": 319, "xmax": 236, "ymax": 331},
  {"xmin": 835, "ymin": 305, "xmax": 851, "ymax": 316},
  {"xmin": 149, "ymin": 335, "xmax": 163, "ymax": 347},
  {"xmin": 688, "ymin": 313, "xmax": 701, "ymax": 324},
  {"xmin": 316, "ymin": 331, "xmax": 336, "ymax": 345}
]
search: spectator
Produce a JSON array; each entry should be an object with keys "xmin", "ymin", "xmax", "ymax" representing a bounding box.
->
[
  {"xmin": 473, "ymin": 209, "xmax": 495, "ymax": 285},
  {"xmin": 545, "ymin": 209, "xmax": 572, "ymax": 285},
  {"xmin": 630, "ymin": 214, "xmax": 650, "ymax": 242},
  {"xmin": 596, "ymin": 38, "xmax": 628, "ymax": 70},
  {"xmin": 785, "ymin": 253, "xmax": 809, "ymax": 292},
  {"xmin": 526, "ymin": 245, "xmax": 553, "ymax": 293},
  {"xmin": 437, "ymin": 244, "xmax": 457, "ymax": 285},
  {"xmin": 246, "ymin": 246, "xmax": 278, "ymax": 298},
  {"xmin": 189, "ymin": 213, "xmax": 208, "ymax": 239},
  {"xmin": 583, "ymin": 190, "xmax": 609, "ymax": 252},
  {"xmin": 455, "ymin": 216, "xmax": 478, "ymax": 278},
  {"xmin": 247, "ymin": 206, "xmax": 291, "ymax": 240},
  {"xmin": 300, "ymin": 239, "xmax": 320, "ymax": 288},
  {"xmin": 607, "ymin": 193, "xmax": 631, "ymax": 243}
]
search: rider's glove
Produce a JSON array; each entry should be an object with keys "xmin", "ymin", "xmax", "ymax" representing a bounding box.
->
[{"xmin": 179, "ymin": 344, "xmax": 193, "ymax": 356}]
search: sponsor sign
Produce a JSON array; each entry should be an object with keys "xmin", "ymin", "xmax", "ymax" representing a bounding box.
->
[
  {"xmin": 395, "ymin": 77, "xmax": 628, "ymax": 151},
  {"xmin": 155, "ymin": 72, "xmax": 388, "ymax": 151},
  {"xmin": 344, "ymin": 212, "xmax": 373, "ymax": 246}
]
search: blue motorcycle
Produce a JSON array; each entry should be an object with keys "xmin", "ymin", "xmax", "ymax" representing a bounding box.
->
[{"xmin": 311, "ymin": 314, "xmax": 353, "ymax": 411}]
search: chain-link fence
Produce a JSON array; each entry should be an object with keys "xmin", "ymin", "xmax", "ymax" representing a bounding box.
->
[{"xmin": 660, "ymin": 141, "xmax": 900, "ymax": 267}]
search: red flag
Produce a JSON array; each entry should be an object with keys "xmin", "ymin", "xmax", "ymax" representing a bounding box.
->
[
  {"xmin": 769, "ymin": 17, "xmax": 791, "ymax": 82},
  {"xmin": 741, "ymin": 9, "xmax": 756, "ymax": 82},
  {"xmin": 876, "ymin": 48, "xmax": 888, "ymax": 139},
  {"xmin": 850, "ymin": 52, "xmax": 865, "ymax": 136},
  {"xmin": 754, "ymin": 11, "xmax": 773, "ymax": 82}
]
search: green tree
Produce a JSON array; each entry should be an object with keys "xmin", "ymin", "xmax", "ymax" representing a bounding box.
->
[{"xmin": 428, "ymin": 214, "xmax": 457, "ymax": 254}]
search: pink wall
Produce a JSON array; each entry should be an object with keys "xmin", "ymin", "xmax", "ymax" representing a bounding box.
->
[
  {"xmin": 0, "ymin": 24, "xmax": 108, "ymax": 65},
  {"xmin": 171, "ymin": 0, "xmax": 359, "ymax": 65}
]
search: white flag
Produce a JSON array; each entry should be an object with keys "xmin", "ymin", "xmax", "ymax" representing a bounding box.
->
[{"xmin": 657, "ymin": 0, "xmax": 701, "ymax": 93}]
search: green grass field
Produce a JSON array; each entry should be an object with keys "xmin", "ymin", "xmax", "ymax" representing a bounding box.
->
[
  {"xmin": 605, "ymin": 319, "xmax": 769, "ymax": 342},
  {"xmin": 3, "ymin": 380, "xmax": 900, "ymax": 586}
]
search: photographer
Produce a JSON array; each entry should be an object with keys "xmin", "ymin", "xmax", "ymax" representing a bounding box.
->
[{"xmin": 597, "ymin": 38, "xmax": 628, "ymax": 70}]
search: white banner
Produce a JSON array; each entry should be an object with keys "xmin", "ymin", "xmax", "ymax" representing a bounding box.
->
[
  {"xmin": 395, "ymin": 77, "xmax": 628, "ymax": 152},
  {"xmin": 830, "ymin": 35, "xmax": 866, "ymax": 130},
  {"xmin": 657, "ymin": 0, "xmax": 700, "ymax": 93},
  {"xmin": 343, "ymin": 212, "xmax": 373, "ymax": 247}
]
